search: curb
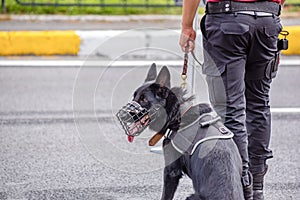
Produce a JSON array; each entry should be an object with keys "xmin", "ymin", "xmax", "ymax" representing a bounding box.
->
[
  {"xmin": 0, "ymin": 31, "xmax": 80, "ymax": 56},
  {"xmin": 280, "ymin": 26, "xmax": 300, "ymax": 55},
  {"xmin": 0, "ymin": 13, "xmax": 299, "ymax": 22},
  {"xmin": 75, "ymin": 29, "xmax": 184, "ymax": 59},
  {"xmin": 0, "ymin": 59, "xmax": 298, "ymax": 68},
  {"xmin": 0, "ymin": 29, "xmax": 185, "ymax": 58},
  {"xmin": 0, "ymin": 26, "xmax": 299, "ymax": 57}
]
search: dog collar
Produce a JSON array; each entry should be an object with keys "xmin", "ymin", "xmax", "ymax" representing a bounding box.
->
[{"xmin": 148, "ymin": 101, "xmax": 193, "ymax": 146}]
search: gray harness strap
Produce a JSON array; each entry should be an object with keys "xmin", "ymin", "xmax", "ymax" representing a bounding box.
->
[{"xmin": 170, "ymin": 113, "xmax": 234, "ymax": 155}]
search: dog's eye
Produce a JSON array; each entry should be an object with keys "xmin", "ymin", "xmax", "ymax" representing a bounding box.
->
[
  {"xmin": 143, "ymin": 98, "xmax": 148, "ymax": 103},
  {"xmin": 139, "ymin": 94, "xmax": 148, "ymax": 103}
]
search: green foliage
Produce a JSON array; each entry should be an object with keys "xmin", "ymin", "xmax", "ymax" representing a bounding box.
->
[
  {"xmin": 287, "ymin": 0, "xmax": 300, "ymax": 4},
  {"xmin": 2, "ymin": 0, "xmax": 299, "ymax": 15},
  {"xmin": 284, "ymin": 0, "xmax": 300, "ymax": 12},
  {"xmin": 3, "ymin": 0, "xmax": 183, "ymax": 15}
]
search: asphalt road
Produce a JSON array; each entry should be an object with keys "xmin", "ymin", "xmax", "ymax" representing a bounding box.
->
[{"xmin": 0, "ymin": 62, "xmax": 299, "ymax": 199}]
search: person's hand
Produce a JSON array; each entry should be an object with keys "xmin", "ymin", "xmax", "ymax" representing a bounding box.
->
[
  {"xmin": 179, "ymin": 27, "xmax": 196, "ymax": 52},
  {"xmin": 280, "ymin": 0, "xmax": 286, "ymax": 6}
]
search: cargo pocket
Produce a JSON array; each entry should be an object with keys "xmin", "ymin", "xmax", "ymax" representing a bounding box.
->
[
  {"xmin": 259, "ymin": 24, "xmax": 282, "ymax": 51},
  {"xmin": 202, "ymin": 53, "xmax": 227, "ymax": 106},
  {"xmin": 265, "ymin": 52, "xmax": 280, "ymax": 79},
  {"xmin": 206, "ymin": 75, "xmax": 227, "ymax": 107},
  {"xmin": 264, "ymin": 24, "xmax": 282, "ymax": 38},
  {"xmin": 202, "ymin": 47, "xmax": 226, "ymax": 77},
  {"xmin": 220, "ymin": 23, "xmax": 249, "ymax": 35}
]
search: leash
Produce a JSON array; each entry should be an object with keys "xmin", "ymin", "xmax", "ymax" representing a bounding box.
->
[
  {"xmin": 181, "ymin": 40, "xmax": 203, "ymax": 89},
  {"xmin": 191, "ymin": 51, "xmax": 203, "ymax": 68},
  {"xmin": 149, "ymin": 41, "xmax": 204, "ymax": 146},
  {"xmin": 181, "ymin": 42, "xmax": 189, "ymax": 88}
]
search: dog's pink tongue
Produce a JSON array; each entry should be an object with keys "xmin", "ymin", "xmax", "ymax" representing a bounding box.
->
[{"xmin": 128, "ymin": 135, "xmax": 134, "ymax": 143}]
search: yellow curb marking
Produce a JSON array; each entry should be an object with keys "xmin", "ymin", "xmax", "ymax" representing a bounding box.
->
[
  {"xmin": 0, "ymin": 26, "xmax": 299, "ymax": 56},
  {"xmin": 281, "ymin": 26, "xmax": 300, "ymax": 55},
  {"xmin": 0, "ymin": 31, "xmax": 80, "ymax": 56}
]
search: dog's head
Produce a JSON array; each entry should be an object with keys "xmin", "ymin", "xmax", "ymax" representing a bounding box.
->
[{"xmin": 117, "ymin": 63, "xmax": 186, "ymax": 142}]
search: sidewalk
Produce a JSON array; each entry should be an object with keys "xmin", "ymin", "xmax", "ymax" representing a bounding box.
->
[
  {"xmin": 0, "ymin": 14, "xmax": 300, "ymax": 57},
  {"xmin": 1, "ymin": 14, "xmax": 300, "ymax": 30}
]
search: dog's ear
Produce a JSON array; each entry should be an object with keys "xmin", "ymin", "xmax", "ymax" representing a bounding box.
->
[
  {"xmin": 156, "ymin": 66, "xmax": 171, "ymax": 88},
  {"xmin": 145, "ymin": 63, "xmax": 157, "ymax": 82}
]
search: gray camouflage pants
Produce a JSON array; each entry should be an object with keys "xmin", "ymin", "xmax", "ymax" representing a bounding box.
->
[{"xmin": 200, "ymin": 12, "xmax": 282, "ymax": 175}]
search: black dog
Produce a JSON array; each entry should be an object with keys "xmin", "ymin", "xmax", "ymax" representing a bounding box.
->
[{"xmin": 119, "ymin": 64, "xmax": 244, "ymax": 200}]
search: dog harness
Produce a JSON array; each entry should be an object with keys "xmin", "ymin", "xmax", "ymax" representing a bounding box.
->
[{"xmin": 169, "ymin": 105, "xmax": 234, "ymax": 155}]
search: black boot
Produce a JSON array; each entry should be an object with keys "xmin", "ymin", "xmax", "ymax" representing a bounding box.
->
[
  {"xmin": 242, "ymin": 171, "xmax": 253, "ymax": 200},
  {"xmin": 252, "ymin": 165, "xmax": 268, "ymax": 200}
]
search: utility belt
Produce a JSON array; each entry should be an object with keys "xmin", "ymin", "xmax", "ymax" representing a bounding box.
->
[{"xmin": 206, "ymin": 1, "xmax": 281, "ymax": 16}]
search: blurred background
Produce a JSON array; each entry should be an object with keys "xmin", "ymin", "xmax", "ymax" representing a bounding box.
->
[{"xmin": 0, "ymin": 0, "xmax": 300, "ymax": 199}]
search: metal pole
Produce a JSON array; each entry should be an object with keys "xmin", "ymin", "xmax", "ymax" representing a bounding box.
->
[
  {"xmin": 187, "ymin": 7, "xmax": 199, "ymax": 96},
  {"xmin": 1, "ymin": 0, "xmax": 6, "ymax": 13}
]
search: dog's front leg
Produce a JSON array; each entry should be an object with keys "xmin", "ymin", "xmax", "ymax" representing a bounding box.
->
[
  {"xmin": 161, "ymin": 162, "xmax": 182, "ymax": 200},
  {"xmin": 161, "ymin": 138, "xmax": 183, "ymax": 200}
]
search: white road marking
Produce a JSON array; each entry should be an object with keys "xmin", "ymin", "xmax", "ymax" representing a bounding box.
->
[
  {"xmin": 0, "ymin": 60, "xmax": 183, "ymax": 67},
  {"xmin": 0, "ymin": 59, "xmax": 299, "ymax": 67},
  {"xmin": 280, "ymin": 59, "xmax": 300, "ymax": 66},
  {"xmin": 270, "ymin": 107, "xmax": 300, "ymax": 113},
  {"xmin": 149, "ymin": 147, "xmax": 163, "ymax": 154},
  {"xmin": 1, "ymin": 107, "xmax": 300, "ymax": 121},
  {"xmin": 150, "ymin": 107, "xmax": 300, "ymax": 154}
]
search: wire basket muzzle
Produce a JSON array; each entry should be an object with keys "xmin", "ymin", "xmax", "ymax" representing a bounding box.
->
[{"xmin": 116, "ymin": 101, "xmax": 160, "ymax": 137}]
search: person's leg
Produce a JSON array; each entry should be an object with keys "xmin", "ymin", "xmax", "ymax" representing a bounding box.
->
[
  {"xmin": 245, "ymin": 15, "xmax": 282, "ymax": 199},
  {"xmin": 246, "ymin": 76, "xmax": 273, "ymax": 169},
  {"xmin": 205, "ymin": 59, "xmax": 253, "ymax": 199},
  {"xmin": 245, "ymin": 76, "xmax": 272, "ymax": 199},
  {"xmin": 201, "ymin": 13, "xmax": 253, "ymax": 199}
]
